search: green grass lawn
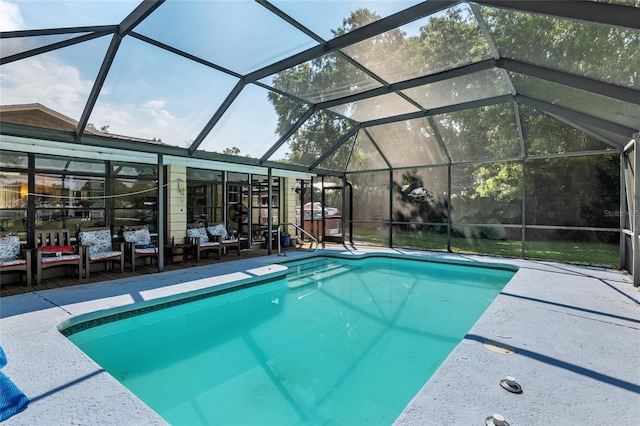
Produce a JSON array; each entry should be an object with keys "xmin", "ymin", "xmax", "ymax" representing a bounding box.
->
[{"xmin": 353, "ymin": 228, "xmax": 619, "ymax": 268}]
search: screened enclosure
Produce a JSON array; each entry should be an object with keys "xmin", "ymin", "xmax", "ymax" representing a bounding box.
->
[{"xmin": 0, "ymin": 1, "xmax": 638, "ymax": 284}]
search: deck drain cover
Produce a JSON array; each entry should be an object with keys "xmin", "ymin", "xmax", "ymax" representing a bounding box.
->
[
  {"xmin": 485, "ymin": 414, "xmax": 510, "ymax": 426},
  {"xmin": 483, "ymin": 340, "xmax": 516, "ymax": 354},
  {"xmin": 500, "ymin": 376, "xmax": 523, "ymax": 394}
]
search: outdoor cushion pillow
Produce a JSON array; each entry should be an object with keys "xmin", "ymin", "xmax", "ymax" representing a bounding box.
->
[
  {"xmin": 0, "ymin": 236, "xmax": 20, "ymax": 262},
  {"xmin": 123, "ymin": 228, "xmax": 152, "ymax": 245},
  {"xmin": 207, "ymin": 223, "xmax": 228, "ymax": 238},
  {"xmin": 78, "ymin": 229, "xmax": 113, "ymax": 257},
  {"xmin": 186, "ymin": 227, "xmax": 209, "ymax": 243},
  {"xmin": 41, "ymin": 245, "xmax": 75, "ymax": 254}
]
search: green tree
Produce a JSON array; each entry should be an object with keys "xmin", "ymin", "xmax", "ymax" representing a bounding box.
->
[{"xmin": 222, "ymin": 147, "xmax": 241, "ymax": 156}]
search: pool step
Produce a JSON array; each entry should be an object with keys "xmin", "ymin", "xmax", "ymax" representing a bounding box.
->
[
  {"xmin": 287, "ymin": 260, "xmax": 343, "ymax": 279},
  {"xmin": 285, "ymin": 258, "xmax": 335, "ymax": 275},
  {"xmin": 287, "ymin": 262, "xmax": 358, "ymax": 289}
]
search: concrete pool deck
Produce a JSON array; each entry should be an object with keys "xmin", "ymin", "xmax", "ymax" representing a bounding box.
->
[{"xmin": 1, "ymin": 247, "xmax": 638, "ymax": 425}]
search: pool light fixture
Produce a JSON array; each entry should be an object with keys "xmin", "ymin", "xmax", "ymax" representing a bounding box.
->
[
  {"xmin": 485, "ymin": 413, "xmax": 510, "ymax": 426},
  {"xmin": 499, "ymin": 376, "xmax": 523, "ymax": 394}
]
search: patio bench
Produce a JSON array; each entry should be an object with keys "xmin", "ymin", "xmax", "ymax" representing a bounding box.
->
[{"xmin": 34, "ymin": 228, "xmax": 82, "ymax": 285}]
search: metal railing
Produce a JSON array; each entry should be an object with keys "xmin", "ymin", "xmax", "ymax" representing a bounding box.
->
[{"xmin": 277, "ymin": 223, "xmax": 319, "ymax": 256}]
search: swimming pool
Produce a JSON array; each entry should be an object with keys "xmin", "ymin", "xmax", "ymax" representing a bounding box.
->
[{"xmin": 64, "ymin": 255, "xmax": 515, "ymax": 425}]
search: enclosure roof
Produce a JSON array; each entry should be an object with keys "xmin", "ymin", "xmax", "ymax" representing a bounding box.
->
[{"xmin": 1, "ymin": 0, "xmax": 639, "ymax": 173}]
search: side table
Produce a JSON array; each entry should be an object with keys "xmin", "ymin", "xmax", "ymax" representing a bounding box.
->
[{"xmin": 165, "ymin": 243, "xmax": 192, "ymax": 265}]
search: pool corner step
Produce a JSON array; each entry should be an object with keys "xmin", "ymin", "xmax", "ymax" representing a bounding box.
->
[{"xmin": 286, "ymin": 263, "xmax": 359, "ymax": 289}]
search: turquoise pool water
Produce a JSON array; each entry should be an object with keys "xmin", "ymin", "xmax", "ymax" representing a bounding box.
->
[{"xmin": 66, "ymin": 256, "xmax": 514, "ymax": 425}]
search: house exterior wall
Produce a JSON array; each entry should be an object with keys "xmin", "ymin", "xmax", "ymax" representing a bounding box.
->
[{"xmin": 167, "ymin": 165, "xmax": 187, "ymax": 245}]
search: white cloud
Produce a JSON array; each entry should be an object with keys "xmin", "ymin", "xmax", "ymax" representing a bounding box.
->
[
  {"xmin": 1, "ymin": 56, "xmax": 94, "ymax": 118},
  {"xmin": 144, "ymin": 99, "xmax": 175, "ymax": 125},
  {"xmin": 90, "ymin": 98, "xmax": 184, "ymax": 143},
  {"xmin": 0, "ymin": 0, "xmax": 24, "ymax": 31},
  {"xmin": 145, "ymin": 99, "xmax": 165, "ymax": 110}
]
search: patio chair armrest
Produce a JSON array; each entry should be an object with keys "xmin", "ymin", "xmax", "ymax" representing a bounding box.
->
[
  {"xmin": 34, "ymin": 247, "xmax": 43, "ymax": 262},
  {"xmin": 186, "ymin": 236, "xmax": 199, "ymax": 247},
  {"xmin": 208, "ymin": 234, "xmax": 222, "ymax": 243},
  {"xmin": 20, "ymin": 248, "xmax": 32, "ymax": 263},
  {"xmin": 79, "ymin": 244, "xmax": 90, "ymax": 260}
]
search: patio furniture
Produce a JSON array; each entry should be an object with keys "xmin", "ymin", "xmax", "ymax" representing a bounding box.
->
[
  {"xmin": 186, "ymin": 223, "xmax": 220, "ymax": 263},
  {"xmin": 207, "ymin": 223, "xmax": 241, "ymax": 256},
  {"xmin": 164, "ymin": 243, "xmax": 192, "ymax": 265},
  {"xmin": 78, "ymin": 227, "xmax": 124, "ymax": 278},
  {"xmin": 0, "ymin": 234, "xmax": 32, "ymax": 289},
  {"xmin": 122, "ymin": 225, "xmax": 158, "ymax": 272},
  {"xmin": 34, "ymin": 229, "xmax": 82, "ymax": 285}
]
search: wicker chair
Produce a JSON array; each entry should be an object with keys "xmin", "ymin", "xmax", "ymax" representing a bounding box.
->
[
  {"xmin": 34, "ymin": 228, "xmax": 82, "ymax": 285},
  {"xmin": 77, "ymin": 227, "xmax": 124, "ymax": 278},
  {"xmin": 186, "ymin": 223, "xmax": 220, "ymax": 263},
  {"xmin": 0, "ymin": 233, "xmax": 32, "ymax": 289},
  {"xmin": 122, "ymin": 225, "xmax": 158, "ymax": 272}
]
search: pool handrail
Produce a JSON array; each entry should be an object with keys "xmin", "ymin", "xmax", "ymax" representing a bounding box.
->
[{"xmin": 277, "ymin": 223, "xmax": 318, "ymax": 256}]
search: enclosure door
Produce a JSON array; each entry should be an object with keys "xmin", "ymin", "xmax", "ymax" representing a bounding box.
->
[
  {"xmin": 322, "ymin": 186, "xmax": 344, "ymax": 243},
  {"xmin": 227, "ymin": 182, "xmax": 249, "ymax": 238}
]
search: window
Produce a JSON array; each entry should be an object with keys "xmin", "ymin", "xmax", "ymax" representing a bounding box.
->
[
  {"xmin": 0, "ymin": 152, "xmax": 28, "ymax": 236},
  {"xmin": 111, "ymin": 163, "xmax": 159, "ymax": 234},
  {"xmin": 186, "ymin": 168, "xmax": 223, "ymax": 224},
  {"xmin": 34, "ymin": 156, "xmax": 106, "ymax": 231}
]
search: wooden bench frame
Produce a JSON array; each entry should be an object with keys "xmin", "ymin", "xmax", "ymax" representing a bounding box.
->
[{"xmin": 34, "ymin": 228, "xmax": 82, "ymax": 285}]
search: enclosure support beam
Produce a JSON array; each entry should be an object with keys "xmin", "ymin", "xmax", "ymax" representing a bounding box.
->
[
  {"xmin": 513, "ymin": 100, "xmax": 527, "ymax": 259},
  {"xmin": 389, "ymin": 170, "xmax": 394, "ymax": 248},
  {"xmin": 475, "ymin": 0, "xmax": 640, "ymax": 31},
  {"xmin": 619, "ymin": 151, "xmax": 626, "ymax": 273},
  {"xmin": 157, "ymin": 154, "xmax": 165, "ymax": 272},
  {"xmin": 518, "ymin": 96, "xmax": 637, "ymax": 139},
  {"xmin": 521, "ymin": 157, "xmax": 527, "ymax": 259},
  {"xmin": 267, "ymin": 168, "xmax": 273, "ymax": 255},
  {"xmin": 633, "ymin": 134, "xmax": 639, "ymax": 287},
  {"xmin": 447, "ymin": 165, "xmax": 452, "ymax": 252},
  {"xmin": 500, "ymin": 59, "xmax": 640, "ymax": 106},
  {"xmin": 346, "ymin": 179, "xmax": 354, "ymax": 245}
]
